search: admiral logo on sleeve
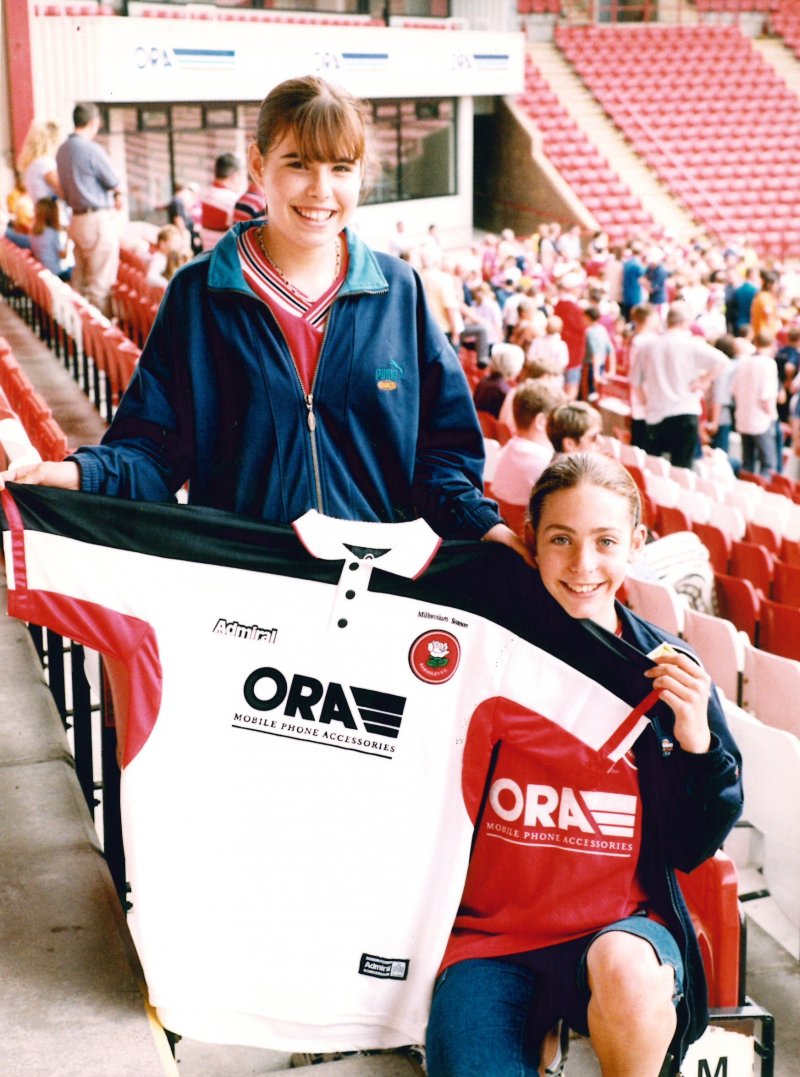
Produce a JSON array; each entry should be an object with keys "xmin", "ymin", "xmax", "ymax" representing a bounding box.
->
[{"xmin": 359, "ymin": 954, "xmax": 409, "ymax": 980}]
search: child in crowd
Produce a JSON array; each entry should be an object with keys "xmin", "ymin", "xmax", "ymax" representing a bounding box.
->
[
  {"xmin": 498, "ymin": 354, "xmax": 567, "ymax": 435},
  {"xmin": 29, "ymin": 197, "xmax": 72, "ymax": 281},
  {"xmin": 426, "ymin": 452, "xmax": 742, "ymax": 1077},
  {"xmin": 489, "ymin": 380, "xmax": 564, "ymax": 506},
  {"xmin": 6, "ymin": 172, "xmax": 34, "ymax": 236},
  {"xmin": 146, "ymin": 224, "xmax": 190, "ymax": 289},
  {"xmin": 546, "ymin": 401, "xmax": 602, "ymax": 454}
]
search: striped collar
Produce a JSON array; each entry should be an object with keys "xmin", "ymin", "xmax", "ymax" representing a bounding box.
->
[{"xmin": 207, "ymin": 220, "xmax": 388, "ymax": 299}]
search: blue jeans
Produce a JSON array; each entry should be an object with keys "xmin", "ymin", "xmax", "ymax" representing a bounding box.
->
[
  {"xmin": 741, "ymin": 427, "xmax": 776, "ymax": 475},
  {"xmin": 425, "ymin": 916, "xmax": 683, "ymax": 1077},
  {"xmin": 775, "ymin": 420, "xmax": 785, "ymax": 474}
]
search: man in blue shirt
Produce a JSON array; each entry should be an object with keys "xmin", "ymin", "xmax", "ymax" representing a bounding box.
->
[
  {"xmin": 728, "ymin": 266, "xmax": 760, "ymax": 334},
  {"xmin": 644, "ymin": 246, "xmax": 670, "ymax": 317},
  {"xmin": 56, "ymin": 102, "xmax": 121, "ymax": 317},
  {"xmin": 621, "ymin": 242, "xmax": 645, "ymax": 321}
]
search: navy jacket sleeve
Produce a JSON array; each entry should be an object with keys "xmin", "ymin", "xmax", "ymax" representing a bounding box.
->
[{"xmin": 619, "ymin": 604, "xmax": 744, "ymax": 873}]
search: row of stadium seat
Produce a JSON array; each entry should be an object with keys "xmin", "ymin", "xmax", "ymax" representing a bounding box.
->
[
  {"xmin": 112, "ymin": 251, "xmax": 162, "ymax": 349},
  {"xmin": 124, "ymin": 2, "xmax": 383, "ymax": 24},
  {"xmin": 771, "ymin": 7, "xmax": 800, "ymax": 60},
  {"xmin": 696, "ymin": 0, "xmax": 779, "ymax": 9},
  {"xmin": 36, "ymin": 1, "xmax": 387, "ymax": 23},
  {"xmin": 516, "ymin": 58, "xmax": 653, "ymax": 245},
  {"xmin": 0, "ymin": 238, "xmax": 142, "ymax": 426},
  {"xmin": 554, "ymin": 23, "xmax": 800, "ymax": 259},
  {"xmin": 516, "ymin": 0, "xmax": 560, "ymax": 12},
  {"xmin": 0, "ymin": 338, "xmax": 68, "ymax": 462}
]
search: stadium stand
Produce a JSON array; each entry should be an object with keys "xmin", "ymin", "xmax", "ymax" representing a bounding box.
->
[
  {"xmin": 515, "ymin": 57, "xmax": 653, "ymax": 245},
  {"xmin": 771, "ymin": 0, "xmax": 800, "ymax": 59},
  {"xmin": 554, "ymin": 23, "xmax": 800, "ymax": 260},
  {"xmin": 0, "ymin": 237, "xmax": 143, "ymax": 426},
  {"xmin": 517, "ymin": 0, "xmax": 561, "ymax": 12},
  {"xmin": 696, "ymin": 0, "xmax": 779, "ymax": 9},
  {"xmin": 0, "ymin": 338, "xmax": 68, "ymax": 459},
  {"xmin": 3, "ymin": 3, "xmax": 800, "ymax": 1055}
]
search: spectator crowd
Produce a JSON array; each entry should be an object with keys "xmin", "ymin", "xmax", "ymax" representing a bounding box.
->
[
  {"xmin": 390, "ymin": 220, "xmax": 800, "ymax": 488},
  {"xmin": 6, "ymin": 110, "xmax": 800, "ymax": 492}
]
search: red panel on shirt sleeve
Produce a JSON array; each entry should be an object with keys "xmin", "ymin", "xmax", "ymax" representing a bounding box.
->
[{"xmin": 8, "ymin": 589, "xmax": 162, "ymax": 768}]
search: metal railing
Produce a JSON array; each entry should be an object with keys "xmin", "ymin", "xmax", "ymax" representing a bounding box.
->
[{"xmin": 27, "ymin": 624, "xmax": 128, "ymax": 904}]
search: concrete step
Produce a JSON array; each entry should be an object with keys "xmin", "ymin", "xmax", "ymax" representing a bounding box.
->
[
  {"xmin": 0, "ymin": 573, "xmax": 173, "ymax": 1077},
  {"xmin": 173, "ymin": 1037, "xmax": 604, "ymax": 1076},
  {"xmin": 174, "ymin": 1046, "xmax": 424, "ymax": 1076},
  {"xmin": 751, "ymin": 35, "xmax": 800, "ymax": 97},
  {"xmin": 527, "ymin": 41, "xmax": 698, "ymax": 243},
  {"xmin": 0, "ymin": 300, "xmax": 107, "ymax": 450}
]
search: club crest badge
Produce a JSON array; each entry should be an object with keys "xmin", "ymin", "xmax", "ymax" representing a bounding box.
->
[{"xmin": 409, "ymin": 630, "xmax": 461, "ymax": 684}]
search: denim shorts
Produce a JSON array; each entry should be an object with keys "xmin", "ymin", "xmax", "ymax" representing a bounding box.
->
[
  {"xmin": 425, "ymin": 915, "xmax": 684, "ymax": 1077},
  {"xmin": 580, "ymin": 913, "xmax": 684, "ymax": 1003}
]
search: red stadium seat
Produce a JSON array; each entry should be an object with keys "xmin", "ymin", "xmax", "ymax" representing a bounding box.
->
[
  {"xmin": 34, "ymin": 416, "xmax": 69, "ymax": 461},
  {"xmin": 675, "ymin": 852, "xmax": 740, "ymax": 1009},
  {"xmin": 476, "ymin": 411, "xmax": 511, "ymax": 445},
  {"xmin": 729, "ymin": 540, "xmax": 774, "ymax": 599},
  {"xmin": 714, "ymin": 573, "xmax": 760, "ymax": 645},
  {"xmin": 771, "ymin": 559, "xmax": 800, "ymax": 606},
  {"xmin": 656, "ymin": 504, "xmax": 692, "ymax": 536},
  {"xmin": 758, "ymin": 597, "xmax": 800, "ymax": 660},
  {"xmin": 746, "ymin": 521, "xmax": 783, "ymax": 557},
  {"xmin": 495, "ymin": 497, "xmax": 528, "ymax": 540}
]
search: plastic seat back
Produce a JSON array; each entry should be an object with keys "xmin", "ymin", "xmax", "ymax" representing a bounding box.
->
[
  {"xmin": 682, "ymin": 608, "xmax": 744, "ymax": 705},
  {"xmin": 758, "ymin": 597, "xmax": 800, "ymax": 661},
  {"xmin": 729, "ymin": 540, "xmax": 774, "ymax": 599},
  {"xmin": 675, "ymin": 852, "xmax": 741, "ymax": 1009},
  {"xmin": 741, "ymin": 642, "xmax": 800, "ymax": 738},
  {"xmin": 772, "ymin": 559, "xmax": 800, "ymax": 606},
  {"xmin": 495, "ymin": 497, "xmax": 528, "ymax": 541},
  {"xmin": 714, "ymin": 573, "xmax": 760, "ymax": 645},
  {"xmin": 623, "ymin": 574, "xmax": 686, "ymax": 637}
]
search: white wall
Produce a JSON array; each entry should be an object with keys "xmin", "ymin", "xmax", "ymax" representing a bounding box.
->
[
  {"xmin": 21, "ymin": 14, "xmax": 520, "ymax": 247},
  {"xmin": 30, "ymin": 16, "xmax": 524, "ymax": 117}
]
